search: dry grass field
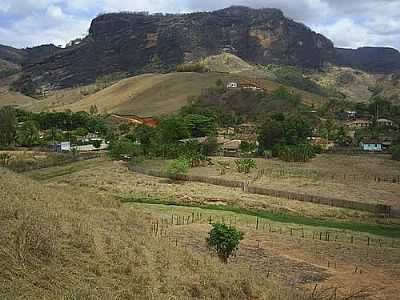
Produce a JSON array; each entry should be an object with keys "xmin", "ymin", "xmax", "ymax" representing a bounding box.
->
[
  {"xmin": 0, "ymin": 70, "xmax": 326, "ymax": 115},
  {"xmin": 17, "ymin": 158, "xmax": 400, "ymax": 299},
  {"xmin": 0, "ymin": 86, "xmax": 36, "ymax": 108},
  {"xmin": 1, "ymin": 167, "xmax": 312, "ymax": 299},
  {"xmin": 140, "ymin": 154, "xmax": 400, "ymax": 207}
]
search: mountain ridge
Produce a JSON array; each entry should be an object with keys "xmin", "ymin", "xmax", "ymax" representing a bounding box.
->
[{"xmin": 1, "ymin": 6, "xmax": 400, "ymax": 95}]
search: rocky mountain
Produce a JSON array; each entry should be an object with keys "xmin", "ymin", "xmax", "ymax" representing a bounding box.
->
[
  {"xmin": 6, "ymin": 6, "xmax": 400, "ymax": 95},
  {"xmin": 14, "ymin": 6, "xmax": 335, "ymax": 91}
]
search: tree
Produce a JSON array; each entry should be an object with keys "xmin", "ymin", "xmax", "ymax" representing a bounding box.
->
[
  {"xmin": 234, "ymin": 159, "xmax": 256, "ymax": 174},
  {"xmin": 202, "ymin": 136, "xmax": 219, "ymax": 155},
  {"xmin": 207, "ymin": 223, "xmax": 244, "ymax": 263},
  {"xmin": 92, "ymin": 139, "xmax": 102, "ymax": 149},
  {"xmin": 392, "ymin": 145, "xmax": 400, "ymax": 161},
  {"xmin": 17, "ymin": 120, "xmax": 40, "ymax": 147},
  {"xmin": 184, "ymin": 114, "xmax": 216, "ymax": 137},
  {"xmin": 0, "ymin": 106, "xmax": 17, "ymax": 147},
  {"xmin": 257, "ymin": 118, "xmax": 284, "ymax": 150},
  {"xmin": 167, "ymin": 157, "xmax": 190, "ymax": 176},
  {"xmin": 158, "ymin": 116, "xmax": 189, "ymax": 144}
]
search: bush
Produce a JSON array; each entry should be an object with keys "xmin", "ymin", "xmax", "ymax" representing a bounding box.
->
[
  {"xmin": 278, "ymin": 144, "xmax": 316, "ymax": 162},
  {"xmin": 176, "ymin": 63, "xmax": 209, "ymax": 73},
  {"xmin": 91, "ymin": 139, "xmax": 102, "ymax": 149},
  {"xmin": 392, "ymin": 145, "xmax": 400, "ymax": 161},
  {"xmin": 109, "ymin": 139, "xmax": 140, "ymax": 160},
  {"xmin": 167, "ymin": 158, "xmax": 190, "ymax": 176},
  {"xmin": 234, "ymin": 159, "xmax": 256, "ymax": 174},
  {"xmin": 207, "ymin": 223, "xmax": 244, "ymax": 263}
]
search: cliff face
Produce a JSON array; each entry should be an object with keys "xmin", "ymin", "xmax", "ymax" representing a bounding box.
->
[{"xmin": 18, "ymin": 6, "xmax": 335, "ymax": 90}]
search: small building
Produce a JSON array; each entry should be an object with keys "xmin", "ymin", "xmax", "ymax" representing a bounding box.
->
[
  {"xmin": 345, "ymin": 111, "xmax": 357, "ymax": 120},
  {"xmin": 51, "ymin": 141, "xmax": 71, "ymax": 152},
  {"xmin": 73, "ymin": 142, "xmax": 109, "ymax": 152},
  {"xmin": 222, "ymin": 140, "xmax": 242, "ymax": 157},
  {"xmin": 359, "ymin": 140, "xmax": 383, "ymax": 152},
  {"xmin": 377, "ymin": 118, "xmax": 394, "ymax": 127},
  {"xmin": 310, "ymin": 137, "xmax": 335, "ymax": 150},
  {"xmin": 345, "ymin": 119, "xmax": 372, "ymax": 129},
  {"xmin": 226, "ymin": 82, "xmax": 238, "ymax": 89}
]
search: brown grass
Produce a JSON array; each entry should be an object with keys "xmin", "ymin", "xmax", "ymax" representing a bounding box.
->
[
  {"xmin": 0, "ymin": 167, "xmax": 311, "ymax": 299},
  {"xmin": 182, "ymin": 155, "xmax": 400, "ymax": 207}
]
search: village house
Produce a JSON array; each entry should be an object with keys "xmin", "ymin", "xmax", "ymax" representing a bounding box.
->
[
  {"xmin": 310, "ymin": 137, "xmax": 336, "ymax": 150},
  {"xmin": 226, "ymin": 82, "xmax": 238, "ymax": 89},
  {"xmin": 240, "ymin": 82, "xmax": 264, "ymax": 91},
  {"xmin": 345, "ymin": 119, "xmax": 372, "ymax": 129},
  {"xmin": 345, "ymin": 111, "xmax": 357, "ymax": 120},
  {"xmin": 222, "ymin": 140, "xmax": 242, "ymax": 157},
  {"xmin": 359, "ymin": 139, "xmax": 383, "ymax": 152},
  {"xmin": 377, "ymin": 118, "xmax": 395, "ymax": 127}
]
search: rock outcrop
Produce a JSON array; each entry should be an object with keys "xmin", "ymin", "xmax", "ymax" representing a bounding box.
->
[
  {"xmin": 10, "ymin": 6, "xmax": 400, "ymax": 93},
  {"xmin": 16, "ymin": 6, "xmax": 335, "ymax": 90}
]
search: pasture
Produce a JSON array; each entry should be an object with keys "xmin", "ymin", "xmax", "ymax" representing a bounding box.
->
[{"xmin": 21, "ymin": 157, "xmax": 400, "ymax": 299}]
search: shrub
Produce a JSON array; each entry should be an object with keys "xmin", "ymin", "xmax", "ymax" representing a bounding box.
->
[
  {"xmin": 392, "ymin": 145, "xmax": 400, "ymax": 161},
  {"xmin": 176, "ymin": 63, "xmax": 209, "ymax": 73},
  {"xmin": 167, "ymin": 158, "xmax": 190, "ymax": 176},
  {"xmin": 278, "ymin": 144, "xmax": 316, "ymax": 162},
  {"xmin": 91, "ymin": 139, "xmax": 102, "ymax": 149},
  {"xmin": 207, "ymin": 223, "xmax": 244, "ymax": 263},
  {"xmin": 235, "ymin": 159, "xmax": 256, "ymax": 174}
]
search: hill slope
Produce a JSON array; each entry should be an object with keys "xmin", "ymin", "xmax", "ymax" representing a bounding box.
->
[
  {"xmin": 44, "ymin": 70, "xmax": 323, "ymax": 116},
  {"xmin": 0, "ymin": 167, "xmax": 304, "ymax": 299},
  {"xmin": 310, "ymin": 65, "xmax": 400, "ymax": 104}
]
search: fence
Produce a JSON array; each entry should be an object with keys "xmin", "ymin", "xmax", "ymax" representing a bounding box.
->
[
  {"xmin": 128, "ymin": 165, "xmax": 398, "ymax": 217},
  {"xmin": 5, "ymin": 152, "xmax": 101, "ymax": 173},
  {"xmin": 254, "ymin": 167, "xmax": 400, "ymax": 185}
]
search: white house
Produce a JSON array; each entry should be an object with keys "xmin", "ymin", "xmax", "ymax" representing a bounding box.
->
[
  {"xmin": 377, "ymin": 118, "xmax": 394, "ymax": 127},
  {"xmin": 360, "ymin": 140, "xmax": 383, "ymax": 152},
  {"xmin": 226, "ymin": 82, "xmax": 238, "ymax": 89}
]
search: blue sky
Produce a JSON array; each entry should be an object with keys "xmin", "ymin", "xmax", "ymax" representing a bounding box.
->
[{"xmin": 1, "ymin": 0, "xmax": 400, "ymax": 50}]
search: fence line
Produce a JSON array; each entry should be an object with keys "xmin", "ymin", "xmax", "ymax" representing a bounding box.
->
[{"xmin": 128, "ymin": 165, "xmax": 398, "ymax": 217}]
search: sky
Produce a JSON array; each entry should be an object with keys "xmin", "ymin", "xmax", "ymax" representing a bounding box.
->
[{"xmin": 0, "ymin": 0, "xmax": 400, "ymax": 50}]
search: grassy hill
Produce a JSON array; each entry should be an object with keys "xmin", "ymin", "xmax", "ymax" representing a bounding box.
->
[
  {"xmin": 0, "ymin": 167, "xmax": 306, "ymax": 299},
  {"xmin": 309, "ymin": 65, "xmax": 400, "ymax": 104},
  {"xmin": 0, "ymin": 53, "xmax": 327, "ymax": 115},
  {"xmin": 54, "ymin": 72, "xmax": 325, "ymax": 116}
]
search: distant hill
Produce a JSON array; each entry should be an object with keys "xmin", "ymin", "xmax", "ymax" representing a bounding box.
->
[
  {"xmin": 309, "ymin": 65, "xmax": 400, "ymax": 104},
  {"xmin": 333, "ymin": 47, "xmax": 400, "ymax": 74},
  {"xmin": 12, "ymin": 67, "xmax": 323, "ymax": 116}
]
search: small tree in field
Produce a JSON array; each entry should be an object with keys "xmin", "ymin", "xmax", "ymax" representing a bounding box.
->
[
  {"xmin": 235, "ymin": 159, "xmax": 256, "ymax": 174},
  {"xmin": 167, "ymin": 157, "xmax": 190, "ymax": 176},
  {"xmin": 207, "ymin": 223, "xmax": 244, "ymax": 263},
  {"xmin": 392, "ymin": 145, "xmax": 400, "ymax": 161}
]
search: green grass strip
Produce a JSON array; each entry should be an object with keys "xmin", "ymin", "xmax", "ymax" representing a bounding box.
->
[{"xmin": 118, "ymin": 195, "xmax": 400, "ymax": 238}]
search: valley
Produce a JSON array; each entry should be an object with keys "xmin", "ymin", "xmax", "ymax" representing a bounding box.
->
[{"xmin": 1, "ymin": 4, "xmax": 400, "ymax": 300}]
